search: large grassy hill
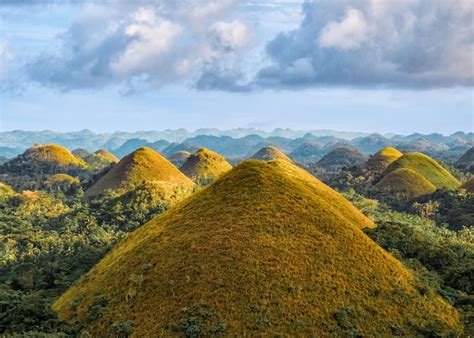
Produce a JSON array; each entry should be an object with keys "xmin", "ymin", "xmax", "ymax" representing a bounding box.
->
[
  {"xmin": 54, "ymin": 160, "xmax": 460, "ymax": 336},
  {"xmin": 180, "ymin": 148, "xmax": 232, "ymax": 185},
  {"xmin": 385, "ymin": 152, "xmax": 460, "ymax": 189},
  {"xmin": 250, "ymin": 146, "xmax": 292, "ymax": 162},
  {"xmin": 85, "ymin": 147, "xmax": 194, "ymax": 197}
]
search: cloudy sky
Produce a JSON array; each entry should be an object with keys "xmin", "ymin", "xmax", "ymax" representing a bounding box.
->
[{"xmin": 1, "ymin": 0, "xmax": 473, "ymax": 134}]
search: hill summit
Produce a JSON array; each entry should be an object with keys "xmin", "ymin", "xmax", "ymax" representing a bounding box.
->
[
  {"xmin": 0, "ymin": 144, "xmax": 87, "ymax": 176},
  {"xmin": 180, "ymin": 148, "xmax": 232, "ymax": 185},
  {"xmin": 376, "ymin": 152, "xmax": 460, "ymax": 200},
  {"xmin": 365, "ymin": 147, "xmax": 403, "ymax": 173},
  {"xmin": 250, "ymin": 146, "xmax": 292, "ymax": 162},
  {"xmin": 54, "ymin": 160, "xmax": 460, "ymax": 336},
  {"xmin": 85, "ymin": 147, "xmax": 193, "ymax": 197},
  {"xmin": 316, "ymin": 146, "xmax": 367, "ymax": 171}
]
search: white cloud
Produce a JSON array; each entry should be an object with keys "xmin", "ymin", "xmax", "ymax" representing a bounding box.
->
[
  {"xmin": 319, "ymin": 8, "xmax": 370, "ymax": 50},
  {"xmin": 210, "ymin": 20, "xmax": 250, "ymax": 51}
]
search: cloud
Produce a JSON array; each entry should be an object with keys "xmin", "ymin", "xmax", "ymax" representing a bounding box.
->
[
  {"xmin": 25, "ymin": 1, "xmax": 252, "ymax": 91},
  {"xmin": 254, "ymin": 0, "xmax": 474, "ymax": 89}
]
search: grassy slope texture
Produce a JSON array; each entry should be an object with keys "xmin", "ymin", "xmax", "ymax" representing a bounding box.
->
[
  {"xmin": 54, "ymin": 160, "xmax": 461, "ymax": 337},
  {"xmin": 0, "ymin": 144, "xmax": 87, "ymax": 175},
  {"xmin": 376, "ymin": 152, "xmax": 460, "ymax": 201},
  {"xmin": 316, "ymin": 146, "xmax": 367, "ymax": 171},
  {"xmin": 365, "ymin": 147, "xmax": 403, "ymax": 173},
  {"xmin": 250, "ymin": 146, "xmax": 292, "ymax": 162},
  {"xmin": 85, "ymin": 147, "xmax": 194, "ymax": 197},
  {"xmin": 180, "ymin": 148, "xmax": 232, "ymax": 185}
]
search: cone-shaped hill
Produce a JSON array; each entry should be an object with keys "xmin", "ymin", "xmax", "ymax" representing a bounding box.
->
[
  {"xmin": 168, "ymin": 151, "xmax": 191, "ymax": 167},
  {"xmin": 180, "ymin": 148, "xmax": 232, "ymax": 185},
  {"xmin": 375, "ymin": 152, "xmax": 460, "ymax": 200},
  {"xmin": 460, "ymin": 177, "xmax": 474, "ymax": 193},
  {"xmin": 72, "ymin": 148, "xmax": 91, "ymax": 158},
  {"xmin": 82, "ymin": 149, "xmax": 120, "ymax": 171},
  {"xmin": 0, "ymin": 144, "xmax": 87, "ymax": 175},
  {"xmin": 54, "ymin": 160, "xmax": 460, "ymax": 336},
  {"xmin": 365, "ymin": 147, "xmax": 403, "ymax": 173},
  {"xmin": 93, "ymin": 149, "xmax": 120, "ymax": 163},
  {"xmin": 85, "ymin": 147, "xmax": 194, "ymax": 197},
  {"xmin": 316, "ymin": 146, "xmax": 367, "ymax": 171},
  {"xmin": 455, "ymin": 147, "xmax": 474, "ymax": 172},
  {"xmin": 250, "ymin": 146, "xmax": 292, "ymax": 162}
]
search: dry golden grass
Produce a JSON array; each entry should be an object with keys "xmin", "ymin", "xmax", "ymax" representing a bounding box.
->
[
  {"xmin": 0, "ymin": 182, "xmax": 14, "ymax": 195},
  {"xmin": 45, "ymin": 173, "xmax": 80, "ymax": 185},
  {"xmin": 85, "ymin": 147, "xmax": 194, "ymax": 197},
  {"xmin": 385, "ymin": 152, "xmax": 460, "ymax": 189},
  {"xmin": 376, "ymin": 168, "xmax": 437, "ymax": 200},
  {"xmin": 54, "ymin": 160, "xmax": 461, "ymax": 336},
  {"xmin": 366, "ymin": 147, "xmax": 403, "ymax": 173},
  {"xmin": 180, "ymin": 148, "xmax": 232, "ymax": 184},
  {"xmin": 24, "ymin": 144, "xmax": 87, "ymax": 168},
  {"xmin": 250, "ymin": 146, "xmax": 292, "ymax": 162},
  {"xmin": 93, "ymin": 149, "xmax": 120, "ymax": 163}
]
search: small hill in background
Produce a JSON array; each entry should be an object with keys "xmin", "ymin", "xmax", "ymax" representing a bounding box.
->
[
  {"xmin": 85, "ymin": 147, "xmax": 194, "ymax": 197},
  {"xmin": 72, "ymin": 148, "xmax": 91, "ymax": 158},
  {"xmin": 0, "ymin": 144, "xmax": 87, "ymax": 176},
  {"xmin": 180, "ymin": 148, "xmax": 232, "ymax": 185},
  {"xmin": 315, "ymin": 146, "xmax": 367, "ymax": 171},
  {"xmin": 168, "ymin": 151, "xmax": 191, "ymax": 167},
  {"xmin": 365, "ymin": 147, "xmax": 403, "ymax": 174},
  {"xmin": 54, "ymin": 160, "xmax": 460, "ymax": 336},
  {"xmin": 456, "ymin": 147, "xmax": 474, "ymax": 173},
  {"xmin": 250, "ymin": 146, "xmax": 292, "ymax": 162},
  {"xmin": 162, "ymin": 142, "xmax": 200, "ymax": 157},
  {"xmin": 460, "ymin": 177, "xmax": 474, "ymax": 193},
  {"xmin": 289, "ymin": 141, "xmax": 322, "ymax": 165}
]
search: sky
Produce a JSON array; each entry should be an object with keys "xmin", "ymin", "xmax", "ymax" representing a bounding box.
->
[{"xmin": 0, "ymin": 0, "xmax": 473, "ymax": 135}]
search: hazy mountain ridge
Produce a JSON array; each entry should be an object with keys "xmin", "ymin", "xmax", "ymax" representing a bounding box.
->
[{"xmin": 1, "ymin": 130, "xmax": 472, "ymax": 163}]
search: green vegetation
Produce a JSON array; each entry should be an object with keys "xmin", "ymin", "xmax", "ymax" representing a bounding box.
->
[
  {"xmin": 385, "ymin": 152, "xmax": 460, "ymax": 189},
  {"xmin": 461, "ymin": 177, "xmax": 474, "ymax": 193},
  {"xmin": 54, "ymin": 160, "xmax": 460, "ymax": 336},
  {"xmin": 180, "ymin": 148, "xmax": 232, "ymax": 185},
  {"xmin": 85, "ymin": 147, "xmax": 194, "ymax": 197}
]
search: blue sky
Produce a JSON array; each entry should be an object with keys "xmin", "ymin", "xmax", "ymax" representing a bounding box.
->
[{"xmin": 1, "ymin": 0, "xmax": 473, "ymax": 134}]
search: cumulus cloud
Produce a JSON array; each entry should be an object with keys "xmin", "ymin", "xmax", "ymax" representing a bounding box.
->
[
  {"xmin": 254, "ymin": 0, "xmax": 474, "ymax": 89},
  {"xmin": 25, "ymin": 1, "xmax": 252, "ymax": 91}
]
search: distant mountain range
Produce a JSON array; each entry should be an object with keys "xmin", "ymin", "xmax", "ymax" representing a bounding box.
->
[{"xmin": 1, "ymin": 129, "xmax": 472, "ymax": 164}]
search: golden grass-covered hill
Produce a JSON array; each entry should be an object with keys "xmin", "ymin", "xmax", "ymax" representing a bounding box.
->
[
  {"xmin": 83, "ymin": 149, "xmax": 120, "ymax": 171},
  {"xmin": 180, "ymin": 148, "xmax": 232, "ymax": 185},
  {"xmin": 54, "ymin": 160, "xmax": 461, "ymax": 336},
  {"xmin": 365, "ymin": 147, "xmax": 403, "ymax": 173},
  {"xmin": 168, "ymin": 151, "xmax": 191, "ymax": 167},
  {"xmin": 0, "ymin": 182, "xmax": 14, "ymax": 196},
  {"xmin": 375, "ymin": 152, "xmax": 460, "ymax": 200},
  {"xmin": 250, "ymin": 146, "xmax": 292, "ymax": 162},
  {"xmin": 316, "ymin": 146, "xmax": 367, "ymax": 171},
  {"xmin": 460, "ymin": 177, "xmax": 474, "ymax": 193},
  {"xmin": 85, "ymin": 147, "xmax": 194, "ymax": 197}
]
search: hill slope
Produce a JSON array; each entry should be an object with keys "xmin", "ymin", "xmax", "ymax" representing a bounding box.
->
[
  {"xmin": 385, "ymin": 152, "xmax": 460, "ymax": 189},
  {"xmin": 460, "ymin": 177, "xmax": 474, "ymax": 193},
  {"xmin": 250, "ymin": 146, "xmax": 292, "ymax": 162},
  {"xmin": 456, "ymin": 147, "xmax": 474, "ymax": 172},
  {"xmin": 85, "ymin": 147, "xmax": 194, "ymax": 197},
  {"xmin": 316, "ymin": 146, "xmax": 367, "ymax": 171},
  {"xmin": 0, "ymin": 144, "xmax": 87, "ymax": 176},
  {"xmin": 54, "ymin": 160, "xmax": 460, "ymax": 336},
  {"xmin": 365, "ymin": 147, "xmax": 403, "ymax": 173},
  {"xmin": 180, "ymin": 148, "xmax": 232, "ymax": 185},
  {"xmin": 376, "ymin": 168, "xmax": 437, "ymax": 200},
  {"xmin": 168, "ymin": 151, "xmax": 191, "ymax": 167}
]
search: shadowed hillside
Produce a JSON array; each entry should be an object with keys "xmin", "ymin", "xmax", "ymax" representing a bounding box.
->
[
  {"xmin": 456, "ymin": 147, "xmax": 474, "ymax": 172},
  {"xmin": 168, "ymin": 151, "xmax": 191, "ymax": 167},
  {"xmin": 460, "ymin": 177, "xmax": 474, "ymax": 193},
  {"xmin": 53, "ymin": 160, "xmax": 460, "ymax": 336},
  {"xmin": 85, "ymin": 147, "xmax": 194, "ymax": 197},
  {"xmin": 316, "ymin": 146, "xmax": 367, "ymax": 171},
  {"xmin": 180, "ymin": 148, "xmax": 232, "ymax": 185}
]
